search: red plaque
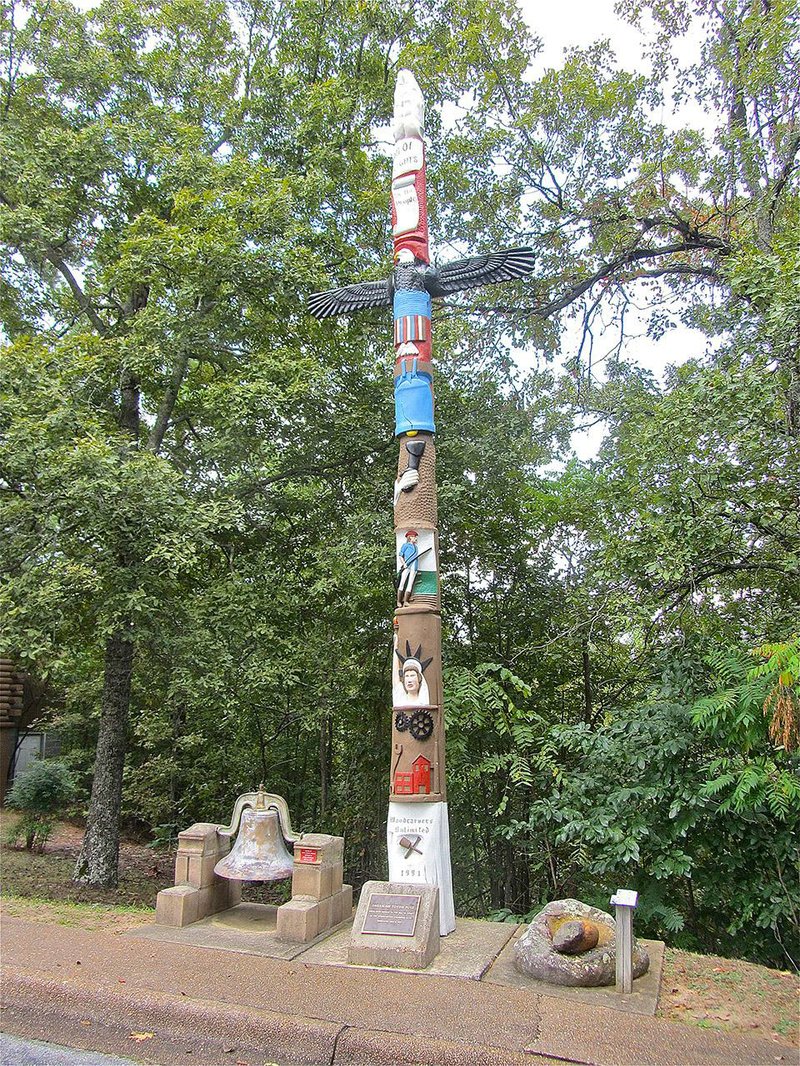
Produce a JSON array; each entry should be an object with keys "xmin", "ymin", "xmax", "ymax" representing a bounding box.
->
[{"xmin": 297, "ymin": 847, "xmax": 319, "ymax": 864}]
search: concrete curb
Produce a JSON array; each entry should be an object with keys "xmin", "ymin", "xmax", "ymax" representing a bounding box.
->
[
  {"xmin": 2, "ymin": 971, "xmax": 342, "ymax": 1065},
  {"xmin": 332, "ymin": 1028, "xmax": 538, "ymax": 1065},
  {"xmin": 1, "ymin": 971, "xmax": 556, "ymax": 1066}
]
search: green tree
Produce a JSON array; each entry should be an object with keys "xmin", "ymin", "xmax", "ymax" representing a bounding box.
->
[
  {"xmin": 429, "ymin": 0, "xmax": 800, "ymax": 958},
  {"xmin": 0, "ymin": 0, "xmax": 541, "ymax": 884},
  {"xmin": 3, "ymin": 0, "xmax": 798, "ymax": 965}
]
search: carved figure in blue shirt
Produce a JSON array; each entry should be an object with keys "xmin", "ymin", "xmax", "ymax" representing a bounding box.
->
[{"xmin": 397, "ymin": 529, "xmax": 419, "ymax": 606}]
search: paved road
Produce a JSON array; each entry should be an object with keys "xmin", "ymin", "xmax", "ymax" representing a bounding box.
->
[{"xmin": 1, "ymin": 1032, "xmax": 139, "ymax": 1066}]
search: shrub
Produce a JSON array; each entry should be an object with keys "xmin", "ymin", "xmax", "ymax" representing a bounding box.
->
[{"xmin": 5, "ymin": 759, "xmax": 76, "ymax": 851}]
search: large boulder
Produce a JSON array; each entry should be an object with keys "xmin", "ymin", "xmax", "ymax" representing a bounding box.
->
[{"xmin": 514, "ymin": 898, "xmax": 650, "ymax": 987}]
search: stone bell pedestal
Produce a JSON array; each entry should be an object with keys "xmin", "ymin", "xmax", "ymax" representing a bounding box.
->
[
  {"xmin": 155, "ymin": 790, "xmax": 351, "ymax": 941},
  {"xmin": 156, "ymin": 823, "xmax": 242, "ymax": 928},
  {"xmin": 277, "ymin": 833, "xmax": 352, "ymax": 944}
]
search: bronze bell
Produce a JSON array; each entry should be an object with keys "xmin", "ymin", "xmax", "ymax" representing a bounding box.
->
[{"xmin": 214, "ymin": 786, "xmax": 296, "ymax": 882}]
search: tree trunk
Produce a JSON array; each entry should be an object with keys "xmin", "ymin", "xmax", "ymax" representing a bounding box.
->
[
  {"xmin": 582, "ymin": 641, "xmax": 593, "ymax": 724},
  {"xmin": 503, "ymin": 839, "xmax": 515, "ymax": 909},
  {"xmin": 319, "ymin": 712, "xmax": 330, "ymax": 817},
  {"xmin": 74, "ymin": 363, "xmax": 140, "ymax": 888},
  {"xmin": 73, "ymin": 633, "xmax": 134, "ymax": 886}
]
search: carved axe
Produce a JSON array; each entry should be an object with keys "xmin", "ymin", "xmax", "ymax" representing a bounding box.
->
[{"xmin": 398, "ymin": 834, "xmax": 423, "ymax": 858}]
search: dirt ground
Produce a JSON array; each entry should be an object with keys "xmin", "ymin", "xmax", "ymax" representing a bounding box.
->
[
  {"xmin": 660, "ymin": 946, "xmax": 797, "ymax": 1046},
  {"xmin": 1, "ymin": 815, "xmax": 176, "ymax": 908},
  {"xmin": 1, "ymin": 815, "xmax": 797, "ymax": 1047}
]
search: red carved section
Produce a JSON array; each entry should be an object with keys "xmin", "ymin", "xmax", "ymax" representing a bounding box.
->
[
  {"xmin": 393, "ymin": 755, "xmax": 432, "ymax": 796},
  {"xmin": 391, "ymin": 142, "xmax": 429, "ymax": 264}
]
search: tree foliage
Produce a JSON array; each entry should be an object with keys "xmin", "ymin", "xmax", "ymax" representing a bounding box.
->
[{"xmin": 1, "ymin": 0, "xmax": 798, "ymax": 965}]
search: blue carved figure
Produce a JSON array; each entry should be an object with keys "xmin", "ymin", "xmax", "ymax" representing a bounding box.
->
[
  {"xmin": 394, "ymin": 357, "xmax": 434, "ymax": 436},
  {"xmin": 397, "ymin": 530, "xmax": 420, "ymax": 606}
]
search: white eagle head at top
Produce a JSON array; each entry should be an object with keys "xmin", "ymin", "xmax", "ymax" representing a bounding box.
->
[{"xmin": 393, "ymin": 69, "xmax": 425, "ymax": 141}]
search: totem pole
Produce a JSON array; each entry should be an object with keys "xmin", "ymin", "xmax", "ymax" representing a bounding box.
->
[{"xmin": 310, "ymin": 71, "xmax": 536, "ymax": 936}]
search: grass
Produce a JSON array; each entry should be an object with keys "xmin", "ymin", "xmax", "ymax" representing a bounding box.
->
[{"xmin": 2, "ymin": 893, "xmax": 154, "ymax": 931}]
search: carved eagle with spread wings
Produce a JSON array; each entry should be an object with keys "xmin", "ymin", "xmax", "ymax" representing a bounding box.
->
[{"xmin": 308, "ymin": 247, "xmax": 536, "ymax": 319}]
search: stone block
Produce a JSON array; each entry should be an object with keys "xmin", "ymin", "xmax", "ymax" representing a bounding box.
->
[
  {"xmin": 343, "ymin": 883, "xmax": 353, "ymax": 918},
  {"xmin": 177, "ymin": 823, "xmax": 221, "ymax": 855},
  {"xmin": 208, "ymin": 877, "xmax": 241, "ymax": 911},
  {"xmin": 157, "ymin": 831, "xmax": 241, "ymax": 928},
  {"xmin": 174, "ymin": 853, "xmax": 189, "ymax": 884},
  {"xmin": 293, "ymin": 834, "xmax": 343, "ymax": 865},
  {"xmin": 317, "ymin": 894, "xmax": 334, "ymax": 932},
  {"xmin": 276, "ymin": 898, "xmax": 320, "ymax": 943},
  {"xmin": 348, "ymin": 881, "xmax": 440, "ymax": 970},
  {"xmin": 172, "ymin": 823, "xmax": 232, "ymax": 889},
  {"xmin": 155, "ymin": 879, "xmax": 242, "ymax": 928},
  {"xmin": 155, "ymin": 885, "xmax": 201, "ymax": 928},
  {"xmin": 291, "ymin": 861, "xmax": 334, "ymax": 900},
  {"xmin": 226, "ymin": 878, "xmax": 243, "ymax": 907},
  {"xmin": 331, "ymin": 863, "xmax": 343, "ymax": 894},
  {"xmin": 333, "ymin": 884, "xmax": 353, "ymax": 925},
  {"xmin": 186, "ymin": 852, "xmax": 222, "ymax": 889}
]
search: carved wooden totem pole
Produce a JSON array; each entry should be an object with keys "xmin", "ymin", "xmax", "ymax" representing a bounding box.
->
[{"xmin": 310, "ymin": 71, "xmax": 535, "ymax": 935}]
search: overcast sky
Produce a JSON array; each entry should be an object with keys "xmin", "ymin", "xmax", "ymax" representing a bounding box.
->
[{"xmin": 523, "ymin": 0, "xmax": 646, "ymax": 71}]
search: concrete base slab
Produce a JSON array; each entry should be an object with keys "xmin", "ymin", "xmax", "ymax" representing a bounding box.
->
[
  {"xmin": 130, "ymin": 902, "xmax": 348, "ymax": 960},
  {"xmin": 133, "ymin": 904, "xmax": 663, "ymax": 1013},
  {"xmin": 210, "ymin": 900, "xmax": 278, "ymax": 933},
  {"xmin": 483, "ymin": 924, "xmax": 665, "ymax": 1016},
  {"xmin": 302, "ymin": 915, "xmax": 517, "ymax": 980}
]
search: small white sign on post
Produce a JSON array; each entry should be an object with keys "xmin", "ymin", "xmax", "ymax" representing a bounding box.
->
[{"xmin": 610, "ymin": 889, "xmax": 638, "ymax": 994}]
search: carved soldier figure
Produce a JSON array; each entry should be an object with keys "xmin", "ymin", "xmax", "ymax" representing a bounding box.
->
[{"xmin": 397, "ymin": 530, "xmax": 419, "ymax": 606}]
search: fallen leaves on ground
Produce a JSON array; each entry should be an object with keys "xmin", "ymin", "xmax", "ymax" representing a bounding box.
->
[{"xmin": 659, "ymin": 948, "xmax": 798, "ymax": 1047}]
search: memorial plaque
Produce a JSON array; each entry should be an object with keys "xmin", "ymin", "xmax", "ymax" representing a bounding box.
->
[
  {"xmin": 349, "ymin": 880, "xmax": 439, "ymax": 968},
  {"xmin": 361, "ymin": 892, "xmax": 420, "ymax": 937}
]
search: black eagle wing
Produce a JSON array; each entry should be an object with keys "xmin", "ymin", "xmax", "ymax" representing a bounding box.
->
[
  {"xmin": 427, "ymin": 247, "xmax": 536, "ymax": 297},
  {"xmin": 308, "ymin": 279, "xmax": 391, "ymax": 319}
]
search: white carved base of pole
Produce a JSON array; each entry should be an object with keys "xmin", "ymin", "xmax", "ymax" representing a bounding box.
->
[{"xmin": 387, "ymin": 800, "xmax": 456, "ymax": 935}]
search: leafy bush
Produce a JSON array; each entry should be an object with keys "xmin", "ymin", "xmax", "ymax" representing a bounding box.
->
[
  {"xmin": 524, "ymin": 700, "xmax": 800, "ymax": 967},
  {"xmin": 5, "ymin": 759, "xmax": 76, "ymax": 851},
  {"xmin": 446, "ymin": 649, "xmax": 800, "ymax": 970}
]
